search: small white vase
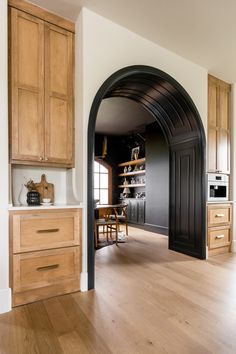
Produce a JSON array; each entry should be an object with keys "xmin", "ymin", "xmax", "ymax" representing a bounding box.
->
[{"xmin": 18, "ymin": 183, "xmax": 28, "ymax": 206}]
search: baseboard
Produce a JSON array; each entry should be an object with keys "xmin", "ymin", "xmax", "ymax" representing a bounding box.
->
[
  {"xmin": 144, "ymin": 223, "xmax": 169, "ymax": 235},
  {"xmin": 231, "ymin": 240, "xmax": 236, "ymax": 253},
  {"xmin": 80, "ymin": 271, "xmax": 88, "ymax": 291},
  {"xmin": 0, "ymin": 288, "xmax": 12, "ymax": 314}
]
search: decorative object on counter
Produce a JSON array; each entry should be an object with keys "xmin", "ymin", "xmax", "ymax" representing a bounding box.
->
[
  {"xmin": 123, "ymin": 166, "xmax": 127, "ymax": 173},
  {"xmin": 35, "ymin": 174, "xmax": 54, "ymax": 204},
  {"xmin": 25, "ymin": 179, "xmax": 40, "ymax": 206},
  {"xmin": 41, "ymin": 198, "xmax": 52, "ymax": 206},
  {"xmin": 134, "ymin": 165, "xmax": 139, "ymax": 171},
  {"xmin": 131, "ymin": 146, "xmax": 140, "ymax": 160},
  {"xmin": 18, "ymin": 182, "xmax": 28, "ymax": 206},
  {"xmin": 27, "ymin": 190, "xmax": 40, "ymax": 205},
  {"xmin": 123, "ymin": 187, "xmax": 131, "ymax": 198},
  {"xmin": 139, "ymin": 164, "xmax": 144, "ymax": 170},
  {"xmin": 128, "ymin": 165, "xmax": 132, "ymax": 172}
]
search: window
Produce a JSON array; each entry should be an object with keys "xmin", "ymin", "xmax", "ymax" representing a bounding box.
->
[{"xmin": 94, "ymin": 160, "xmax": 112, "ymax": 204}]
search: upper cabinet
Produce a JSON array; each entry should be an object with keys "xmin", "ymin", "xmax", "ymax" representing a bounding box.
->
[
  {"xmin": 9, "ymin": 3, "xmax": 74, "ymax": 167},
  {"xmin": 208, "ymin": 75, "xmax": 231, "ymax": 174}
]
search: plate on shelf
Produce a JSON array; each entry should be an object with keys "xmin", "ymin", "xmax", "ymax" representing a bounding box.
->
[{"xmin": 40, "ymin": 202, "xmax": 53, "ymax": 206}]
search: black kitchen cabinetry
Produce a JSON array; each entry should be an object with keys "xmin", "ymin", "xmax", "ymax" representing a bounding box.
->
[{"xmin": 122, "ymin": 198, "xmax": 145, "ymax": 225}]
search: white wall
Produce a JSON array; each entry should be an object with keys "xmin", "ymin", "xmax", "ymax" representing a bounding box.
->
[
  {"xmin": 0, "ymin": 0, "xmax": 11, "ymax": 313},
  {"xmin": 75, "ymin": 8, "xmax": 208, "ymax": 286},
  {"xmin": 12, "ymin": 166, "xmax": 68, "ymax": 206}
]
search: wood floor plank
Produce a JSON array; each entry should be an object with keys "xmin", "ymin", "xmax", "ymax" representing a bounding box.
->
[{"xmin": 26, "ymin": 301, "xmax": 63, "ymax": 354}]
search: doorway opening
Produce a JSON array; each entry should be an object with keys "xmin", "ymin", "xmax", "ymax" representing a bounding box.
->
[{"xmin": 88, "ymin": 65, "xmax": 206, "ymax": 289}]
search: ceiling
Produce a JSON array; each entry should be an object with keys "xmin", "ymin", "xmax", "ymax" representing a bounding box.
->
[
  {"xmin": 29, "ymin": 0, "xmax": 236, "ymax": 83},
  {"xmin": 96, "ymin": 97, "xmax": 155, "ymax": 135}
]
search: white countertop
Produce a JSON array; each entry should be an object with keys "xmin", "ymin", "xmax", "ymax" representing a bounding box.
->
[{"xmin": 9, "ymin": 203, "xmax": 83, "ymax": 211}]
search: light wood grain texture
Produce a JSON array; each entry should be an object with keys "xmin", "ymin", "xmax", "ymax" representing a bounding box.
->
[
  {"xmin": 9, "ymin": 6, "xmax": 75, "ymax": 168},
  {"xmin": 207, "ymin": 203, "xmax": 232, "ymax": 256},
  {"xmin": 34, "ymin": 174, "xmax": 54, "ymax": 203},
  {"xmin": 10, "ymin": 8, "xmax": 45, "ymax": 163},
  {"xmin": 9, "ymin": 0, "xmax": 75, "ymax": 33},
  {"xmin": 10, "ymin": 208, "xmax": 82, "ymax": 306},
  {"xmin": 44, "ymin": 23, "xmax": 74, "ymax": 166},
  {"xmin": 207, "ymin": 203, "xmax": 232, "ymax": 227},
  {"xmin": 208, "ymin": 75, "xmax": 231, "ymax": 173},
  {"xmin": 13, "ymin": 246, "xmax": 80, "ymax": 292},
  {"xmin": 12, "ymin": 210, "xmax": 81, "ymax": 253},
  {"xmin": 2, "ymin": 226, "xmax": 236, "ymax": 353},
  {"xmin": 118, "ymin": 157, "xmax": 146, "ymax": 167}
]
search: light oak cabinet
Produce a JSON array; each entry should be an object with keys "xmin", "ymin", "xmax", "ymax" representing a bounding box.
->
[
  {"xmin": 10, "ymin": 209, "xmax": 81, "ymax": 306},
  {"xmin": 9, "ymin": 6, "xmax": 74, "ymax": 167},
  {"xmin": 208, "ymin": 75, "xmax": 231, "ymax": 174},
  {"xmin": 207, "ymin": 203, "xmax": 232, "ymax": 256}
]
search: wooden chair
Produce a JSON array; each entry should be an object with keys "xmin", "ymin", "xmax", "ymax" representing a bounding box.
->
[
  {"xmin": 94, "ymin": 207, "xmax": 119, "ymax": 248},
  {"xmin": 112, "ymin": 203, "xmax": 128, "ymax": 236}
]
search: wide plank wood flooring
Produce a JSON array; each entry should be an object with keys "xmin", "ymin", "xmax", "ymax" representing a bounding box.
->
[{"xmin": 1, "ymin": 226, "xmax": 236, "ymax": 353}]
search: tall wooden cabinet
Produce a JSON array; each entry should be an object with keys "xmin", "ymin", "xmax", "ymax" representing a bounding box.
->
[
  {"xmin": 9, "ymin": 4, "xmax": 74, "ymax": 167},
  {"xmin": 208, "ymin": 75, "xmax": 231, "ymax": 173}
]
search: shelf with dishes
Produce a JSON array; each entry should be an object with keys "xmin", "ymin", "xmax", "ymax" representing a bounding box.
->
[
  {"xmin": 118, "ymin": 157, "xmax": 146, "ymax": 198},
  {"xmin": 118, "ymin": 157, "xmax": 145, "ymax": 168},
  {"xmin": 118, "ymin": 183, "xmax": 145, "ymax": 188},
  {"xmin": 118, "ymin": 170, "xmax": 146, "ymax": 177}
]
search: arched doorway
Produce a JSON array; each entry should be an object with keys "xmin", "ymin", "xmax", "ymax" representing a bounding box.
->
[{"xmin": 88, "ymin": 65, "xmax": 206, "ymax": 289}]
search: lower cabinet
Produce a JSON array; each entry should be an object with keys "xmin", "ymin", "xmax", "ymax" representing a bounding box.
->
[
  {"xmin": 10, "ymin": 208, "xmax": 82, "ymax": 306},
  {"xmin": 124, "ymin": 198, "xmax": 145, "ymax": 225},
  {"xmin": 207, "ymin": 203, "xmax": 232, "ymax": 256}
]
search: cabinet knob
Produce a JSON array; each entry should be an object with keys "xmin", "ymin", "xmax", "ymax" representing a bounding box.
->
[
  {"xmin": 39, "ymin": 156, "xmax": 43, "ymax": 161},
  {"xmin": 45, "ymin": 157, "xmax": 49, "ymax": 161}
]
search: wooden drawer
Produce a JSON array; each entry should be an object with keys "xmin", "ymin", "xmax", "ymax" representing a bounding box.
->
[
  {"xmin": 12, "ymin": 209, "xmax": 81, "ymax": 253},
  {"xmin": 207, "ymin": 204, "xmax": 232, "ymax": 227},
  {"xmin": 13, "ymin": 247, "xmax": 80, "ymax": 293},
  {"xmin": 208, "ymin": 226, "xmax": 231, "ymax": 249}
]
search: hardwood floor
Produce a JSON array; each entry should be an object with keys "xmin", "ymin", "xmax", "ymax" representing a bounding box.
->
[{"xmin": 1, "ymin": 226, "xmax": 236, "ymax": 353}]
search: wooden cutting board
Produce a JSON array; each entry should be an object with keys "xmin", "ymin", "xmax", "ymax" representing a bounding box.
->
[{"xmin": 35, "ymin": 174, "xmax": 54, "ymax": 203}]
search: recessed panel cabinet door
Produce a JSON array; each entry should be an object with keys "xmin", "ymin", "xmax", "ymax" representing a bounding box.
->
[
  {"xmin": 207, "ymin": 80, "xmax": 217, "ymax": 172},
  {"xmin": 44, "ymin": 24, "xmax": 74, "ymax": 166},
  {"xmin": 10, "ymin": 9, "xmax": 44, "ymax": 162},
  {"xmin": 218, "ymin": 85, "xmax": 230, "ymax": 173},
  {"xmin": 207, "ymin": 75, "xmax": 230, "ymax": 174}
]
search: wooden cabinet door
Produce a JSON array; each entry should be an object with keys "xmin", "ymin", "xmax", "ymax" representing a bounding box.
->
[
  {"xmin": 208, "ymin": 78, "xmax": 218, "ymax": 172},
  {"xmin": 218, "ymin": 84, "xmax": 230, "ymax": 173},
  {"xmin": 44, "ymin": 24, "xmax": 74, "ymax": 166},
  {"xmin": 10, "ymin": 8, "xmax": 44, "ymax": 163},
  {"xmin": 207, "ymin": 75, "xmax": 230, "ymax": 174},
  {"xmin": 137, "ymin": 200, "xmax": 145, "ymax": 224}
]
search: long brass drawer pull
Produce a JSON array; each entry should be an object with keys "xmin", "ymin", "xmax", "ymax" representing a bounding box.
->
[
  {"xmin": 215, "ymin": 214, "xmax": 225, "ymax": 218},
  {"xmin": 215, "ymin": 235, "xmax": 224, "ymax": 239},
  {"xmin": 37, "ymin": 264, "xmax": 59, "ymax": 271},
  {"xmin": 36, "ymin": 228, "xmax": 59, "ymax": 234}
]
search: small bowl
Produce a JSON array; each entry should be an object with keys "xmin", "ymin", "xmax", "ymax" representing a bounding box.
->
[{"xmin": 42, "ymin": 198, "xmax": 51, "ymax": 203}]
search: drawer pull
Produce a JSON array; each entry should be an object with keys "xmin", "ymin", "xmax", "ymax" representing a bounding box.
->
[
  {"xmin": 215, "ymin": 235, "xmax": 224, "ymax": 239},
  {"xmin": 215, "ymin": 214, "xmax": 225, "ymax": 218},
  {"xmin": 37, "ymin": 264, "xmax": 59, "ymax": 271},
  {"xmin": 37, "ymin": 228, "xmax": 59, "ymax": 234}
]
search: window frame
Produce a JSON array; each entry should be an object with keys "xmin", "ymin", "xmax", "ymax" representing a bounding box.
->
[{"xmin": 94, "ymin": 158, "xmax": 112, "ymax": 205}]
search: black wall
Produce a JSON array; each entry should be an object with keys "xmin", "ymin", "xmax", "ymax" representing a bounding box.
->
[
  {"xmin": 145, "ymin": 122, "xmax": 169, "ymax": 235},
  {"xmin": 95, "ymin": 133, "xmax": 145, "ymax": 203}
]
